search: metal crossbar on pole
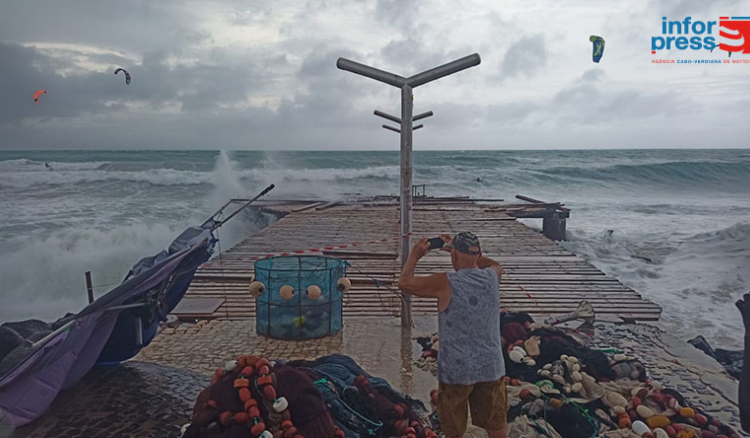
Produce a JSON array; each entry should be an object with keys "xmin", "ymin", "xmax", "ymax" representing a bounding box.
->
[
  {"xmin": 380, "ymin": 123, "xmax": 424, "ymax": 134},
  {"xmin": 337, "ymin": 53, "xmax": 481, "ymax": 327}
]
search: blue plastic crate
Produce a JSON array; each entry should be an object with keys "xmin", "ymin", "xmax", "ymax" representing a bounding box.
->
[{"xmin": 254, "ymin": 255, "xmax": 346, "ymax": 339}]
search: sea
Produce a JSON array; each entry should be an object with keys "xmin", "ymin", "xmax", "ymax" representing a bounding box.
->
[{"xmin": 1, "ymin": 149, "xmax": 748, "ymax": 349}]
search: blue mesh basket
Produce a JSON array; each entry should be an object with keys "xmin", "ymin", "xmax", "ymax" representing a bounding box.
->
[{"xmin": 254, "ymin": 255, "xmax": 346, "ymax": 339}]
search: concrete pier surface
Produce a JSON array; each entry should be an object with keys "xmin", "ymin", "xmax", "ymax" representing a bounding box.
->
[{"xmin": 2, "ymin": 317, "xmax": 744, "ymax": 437}]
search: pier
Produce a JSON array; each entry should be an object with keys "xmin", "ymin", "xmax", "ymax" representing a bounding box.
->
[{"xmin": 175, "ymin": 195, "xmax": 662, "ymax": 322}]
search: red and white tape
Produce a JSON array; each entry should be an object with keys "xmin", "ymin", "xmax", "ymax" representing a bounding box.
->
[{"xmin": 202, "ymin": 233, "xmax": 413, "ymax": 266}]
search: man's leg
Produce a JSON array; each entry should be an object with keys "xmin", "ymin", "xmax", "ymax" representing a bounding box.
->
[
  {"xmin": 737, "ymin": 293, "xmax": 750, "ymax": 432},
  {"xmin": 468, "ymin": 379, "xmax": 508, "ymax": 438},
  {"xmin": 437, "ymin": 382, "xmax": 473, "ymax": 438}
]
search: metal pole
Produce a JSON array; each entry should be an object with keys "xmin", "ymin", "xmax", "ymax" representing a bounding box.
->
[
  {"xmin": 337, "ymin": 53, "xmax": 481, "ymax": 328},
  {"xmin": 85, "ymin": 271, "xmax": 94, "ymax": 304},
  {"xmin": 400, "ymin": 85, "xmax": 413, "ymax": 327}
]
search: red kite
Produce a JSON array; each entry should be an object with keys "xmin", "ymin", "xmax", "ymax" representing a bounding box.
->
[{"xmin": 33, "ymin": 90, "xmax": 47, "ymax": 104}]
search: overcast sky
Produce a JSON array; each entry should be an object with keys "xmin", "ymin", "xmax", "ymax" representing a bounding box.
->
[{"xmin": 0, "ymin": 0, "xmax": 748, "ymax": 150}]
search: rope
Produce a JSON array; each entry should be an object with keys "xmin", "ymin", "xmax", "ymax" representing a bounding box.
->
[
  {"xmin": 344, "ymin": 262, "xmax": 412, "ymax": 324},
  {"xmin": 312, "ymin": 378, "xmax": 383, "ymax": 431}
]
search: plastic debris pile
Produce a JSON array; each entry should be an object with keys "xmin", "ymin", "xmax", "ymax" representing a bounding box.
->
[
  {"xmin": 417, "ymin": 312, "xmax": 742, "ymax": 438},
  {"xmin": 182, "ymin": 354, "xmax": 436, "ymax": 438}
]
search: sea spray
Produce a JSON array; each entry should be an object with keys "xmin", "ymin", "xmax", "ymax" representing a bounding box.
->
[
  {"xmin": 0, "ymin": 222, "xmax": 193, "ymax": 322},
  {"xmin": 205, "ymin": 150, "xmax": 273, "ymax": 251}
]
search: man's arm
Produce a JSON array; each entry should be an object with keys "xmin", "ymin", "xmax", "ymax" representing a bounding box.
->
[
  {"xmin": 737, "ymin": 293, "xmax": 750, "ymax": 432},
  {"xmin": 478, "ymin": 255, "xmax": 503, "ymax": 280},
  {"xmin": 398, "ymin": 237, "xmax": 451, "ymax": 300}
]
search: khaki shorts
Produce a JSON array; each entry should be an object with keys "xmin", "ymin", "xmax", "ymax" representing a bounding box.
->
[{"xmin": 437, "ymin": 378, "xmax": 508, "ymax": 437}]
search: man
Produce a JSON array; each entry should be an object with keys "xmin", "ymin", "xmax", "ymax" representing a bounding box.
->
[
  {"xmin": 737, "ymin": 293, "xmax": 750, "ymax": 432},
  {"xmin": 398, "ymin": 232, "xmax": 507, "ymax": 438}
]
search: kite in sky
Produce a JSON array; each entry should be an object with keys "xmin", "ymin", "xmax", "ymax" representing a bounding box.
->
[
  {"xmin": 33, "ymin": 90, "xmax": 47, "ymax": 104},
  {"xmin": 114, "ymin": 68, "xmax": 131, "ymax": 85},
  {"xmin": 589, "ymin": 35, "xmax": 605, "ymax": 63}
]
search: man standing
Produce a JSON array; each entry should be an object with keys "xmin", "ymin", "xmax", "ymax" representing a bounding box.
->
[{"xmin": 398, "ymin": 232, "xmax": 507, "ymax": 438}]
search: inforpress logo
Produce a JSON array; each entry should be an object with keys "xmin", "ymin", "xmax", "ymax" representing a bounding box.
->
[
  {"xmin": 651, "ymin": 16, "xmax": 750, "ymax": 58},
  {"xmin": 719, "ymin": 17, "xmax": 750, "ymax": 54},
  {"xmin": 651, "ymin": 17, "xmax": 718, "ymax": 52}
]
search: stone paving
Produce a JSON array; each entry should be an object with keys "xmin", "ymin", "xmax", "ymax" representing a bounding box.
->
[
  {"xmin": 1, "ymin": 317, "xmax": 746, "ymax": 438},
  {"xmin": 0, "ymin": 362, "xmax": 209, "ymax": 438}
]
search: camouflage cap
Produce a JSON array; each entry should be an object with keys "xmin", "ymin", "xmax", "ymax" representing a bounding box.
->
[{"xmin": 447, "ymin": 231, "xmax": 481, "ymax": 255}]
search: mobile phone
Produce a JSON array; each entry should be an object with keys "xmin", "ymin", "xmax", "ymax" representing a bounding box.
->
[{"xmin": 427, "ymin": 237, "xmax": 445, "ymax": 250}]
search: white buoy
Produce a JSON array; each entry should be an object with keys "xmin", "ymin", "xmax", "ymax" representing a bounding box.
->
[
  {"xmin": 306, "ymin": 285, "xmax": 322, "ymax": 300},
  {"xmin": 279, "ymin": 285, "xmax": 295, "ymax": 300},
  {"xmin": 248, "ymin": 281, "xmax": 266, "ymax": 298},
  {"xmin": 337, "ymin": 277, "xmax": 351, "ymax": 292},
  {"xmin": 273, "ymin": 397, "xmax": 289, "ymax": 412}
]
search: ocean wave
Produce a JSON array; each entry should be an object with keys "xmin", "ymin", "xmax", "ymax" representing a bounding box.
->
[
  {"xmin": 239, "ymin": 165, "xmax": 400, "ymax": 183},
  {"xmin": 563, "ymin": 222, "xmax": 750, "ymax": 349},
  {"xmin": 0, "ymin": 168, "xmax": 214, "ymax": 188},
  {"xmin": 0, "ymin": 158, "xmax": 111, "ymax": 172},
  {"xmin": 534, "ymin": 159, "xmax": 750, "ymax": 188},
  {"xmin": 0, "ymin": 164, "xmax": 402, "ymax": 189}
]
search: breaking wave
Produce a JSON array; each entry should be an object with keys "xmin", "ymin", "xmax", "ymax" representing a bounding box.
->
[{"xmin": 564, "ymin": 222, "xmax": 750, "ymax": 349}]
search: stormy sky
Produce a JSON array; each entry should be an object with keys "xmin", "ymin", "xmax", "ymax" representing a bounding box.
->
[{"xmin": 0, "ymin": 0, "xmax": 748, "ymax": 150}]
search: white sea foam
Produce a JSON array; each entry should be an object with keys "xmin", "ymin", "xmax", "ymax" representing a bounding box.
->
[{"xmin": 564, "ymin": 222, "xmax": 750, "ymax": 349}]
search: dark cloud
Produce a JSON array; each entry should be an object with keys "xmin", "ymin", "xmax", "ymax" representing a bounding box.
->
[
  {"xmin": 0, "ymin": 42, "xmax": 277, "ymax": 124},
  {"xmin": 0, "ymin": 1, "xmax": 746, "ymax": 150},
  {"xmin": 0, "ymin": 1, "xmax": 203, "ymax": 53},
  {"xmin": 497, "ymin": 34, "xmax": 547, "ymax": 80}
]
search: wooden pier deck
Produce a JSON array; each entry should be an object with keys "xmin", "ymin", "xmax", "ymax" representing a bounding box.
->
[{"xmin": 176, "ymin": 198, "xmax": 662, "ymax": 322}]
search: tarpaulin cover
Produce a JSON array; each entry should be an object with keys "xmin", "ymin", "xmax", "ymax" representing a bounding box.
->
[{"xmin": 0, "ymin": 225, "xmax": 214, "ymax": 427}]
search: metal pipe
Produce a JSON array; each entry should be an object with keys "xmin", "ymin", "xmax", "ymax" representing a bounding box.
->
[
  {"xmin": 413, "ymin": 111, "xmax": 434, "ymax": 121},
  {"xmin": 400, "ymin": 84, "xmax": 413, "ymax": 327},
  {"xmin": 134, "ymin": 317, "xmax": 143, "ymax": 346},
  {"xmin": 382, "ymin": 124, "xmax": 401, "ymax": 133},
  {"xmin": 374, "ymin": 110, "xmax": 401, "ymax": 124},
  {"xmin": 213, "ymin": 184, "xmax": 275, "ymax": 230},
  {"xmin": 85, "ymin": 271, "xmax": 94, "ymax": 304},
  {"xmin": 406, "ymin": 53, "xmax": 481, "ymax": 88},
  {"xmin": 336, "ymin": 58, "xmax": 406, "ymax": 87},
  {"xmin": 413, "ymin": 124, "xmax": 424, "ymax": 131}
]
